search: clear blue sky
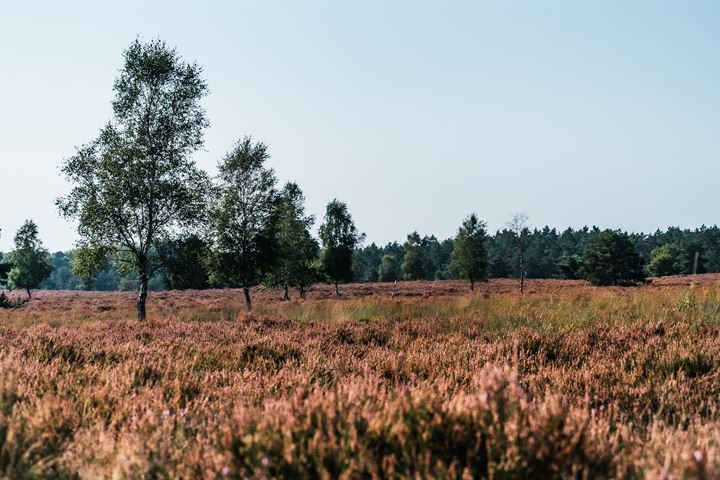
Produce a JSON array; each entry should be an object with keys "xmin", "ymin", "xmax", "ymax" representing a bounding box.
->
[{"xmin": 1, "ymin": 1, "xmax": 719, "ymax": 252}]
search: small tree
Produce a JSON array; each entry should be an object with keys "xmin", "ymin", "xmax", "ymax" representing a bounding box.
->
[
  {"xmin": 267, "ymin": 182, "xmax": 321, "ymax": 300},
  {"xmin": 319, "ymin": 199, "xmax": 362, "ymax": 296},
  {"xmin": 401, "ymin": 232, "xmax": 426, "ymax": 280},
  {"xmin": 72, "ymin": 244, "xmax": 109, "ymax": 290},
  {"xmin": 508, "ymin": 213, "xmax": 530, "ymax": 293},
  {"xmin": 378, "ymin": 255, "xmax": 399, "ymax": 282},
  {"xmin": 6, "ymin": 221, "xmax": 53, "ymax": 298},
  {"xmin": 206, "ymin": 137, "xmax": 278, "ymax": 311},
  {"xmin": 647, "ymin": 243, "xmax": 683, "ymax": 277},
  {"xmin": 581, "ymin": 230, "xmax": 645, "ymax": 286},
  {"xmin": 57, "ymin": 39, "xmax": 210, "ymax": 320},
  {"xmin": 449, "ymin": 213, "xmax": 489, "ymax": 291}
]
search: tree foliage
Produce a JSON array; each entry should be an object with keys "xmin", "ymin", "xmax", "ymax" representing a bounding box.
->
[
  {"xmin": 581, "ymin": 230, "xmax": 645, "ymax": 286},
  {"xmin": 401, "ymin": 232, "xmax": 426, "ymax": 280},
  {"xmin": 206, "ymin": 137, "xmax": 278, "ymax": 310},
  {"xmin": 378, "ymin": 255, "xmax": 400, "ymax": 282},
  {"xmin": 6, "ymin": 220, "xmax": 53, "ymax": 298},
  {"xmin": 71, "ymin": 245, "xmax": 109, "ymax": 290},
  {"xmin": 157, "ymin": 235, "xmax": 211, "ymax": 290},
  {"xmin": 647, "ymin": 243, "xmax": 683, "ymax": 277},
  {"xmin": 266, "ymin": 183, "xmax": 322, "ymax": 300},
  {"xmin": 57, "ymin": 38, "xmax": 210, "ymax": 319},
  {"xmin": 449, "ymin": 214, "xmax": 489, "ymax": 290},
  {"xmin": 319, "ymin": 200, "xmax": 362, "ymax": 296}
]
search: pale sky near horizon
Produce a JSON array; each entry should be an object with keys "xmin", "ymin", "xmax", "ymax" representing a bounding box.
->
[{"xmin": 1, "ymin": 1, "xmax": 719, "ymax": 252}]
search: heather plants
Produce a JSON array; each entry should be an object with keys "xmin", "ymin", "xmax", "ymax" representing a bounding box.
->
[{"xmin": 1, "ymin": 278, "xmax": 720, "ymax": 477}]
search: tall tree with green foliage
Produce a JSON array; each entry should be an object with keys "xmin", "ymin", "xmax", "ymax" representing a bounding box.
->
[
  {"xmin": 378, "ymin": 255, "xmax": 400, "ymax": 282},
  {"xmin": 449, "ymin": 214, "xmax": 489, "ymax": 290},
  {"xmin": 6, "ymin": 221, "xmax": 53, "ymax": 299},
  {"xmin": 401, "ymin": 232, "xmax": 426, "ymax": 280},
  {"xmin": 581, "ymin": 230, "xmax": 645, "ymax": 286},
  {"xmin": 319, "ymin": 199, "xmax": 362, "ymax": 296},
  {"xmin": 266, "ymin": 182, "xmax": 321, "ymax": 300},
  {"xmin": 647, "ymin": 243, "xmax": 683, "ymax": 277},
  {"xmin": 206, "ymin": 137, "xmax": 278, "ymax": 311},
  {"xmin": 57, "ymin": 39, "xmax": 210, "ymax": 320}
]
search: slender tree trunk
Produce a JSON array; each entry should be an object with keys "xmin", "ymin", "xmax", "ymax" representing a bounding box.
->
[
  {"xmin": 243, "ymin": 286, "xmax": 252, "ymax": 311},
  {"xmin": 26, "ymin": 288, "xmax": 32, "ymax": 299},
  {"xmin": 334, "ymin": 281, "xmax": 340, "ymax": 297},
  {"xmin": 470, "ymin": 278, "xmax": 474, "ymax": 291},
  {"xmin": 137, "ymin": 273, "xmax": 148, "ymax": 321},
  {"xmin": 693, "ymin": 250, "xmax": 700, "ymax": 275},
  {"xmin": 283, "ymin": 284, "xmax": 290, "ymax": 301}
]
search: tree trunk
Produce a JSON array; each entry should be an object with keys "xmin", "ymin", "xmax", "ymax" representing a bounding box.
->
[
  {"xmin": 26, "ymin": 288, "xmax": 32, "ymax": 299},
  {"xmin": 334, "ymin": 282, "xmax": 340, "ymax": 297},
  {"xmin": 693, "ymin": 250, "xmax": 700, "ymax": 275},
  {"xmin": 137, "ymin": 273, "xmax": 148, "ymax": 321},
  {"xmin": 283, "ymin": 284, "xmax": 290, "ymax": 301},
  {"xmin": 470, "ymin": 278, "xmax": 474, "ymax": 291},
  {"xmin": 243, "ymin": 286, "xmax": 252, "ymax": 311}
]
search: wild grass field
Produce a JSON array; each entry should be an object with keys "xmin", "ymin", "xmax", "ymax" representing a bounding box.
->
[{"xmin": 2, "ymin": 276, "xmax": 720, "ymax": 479}]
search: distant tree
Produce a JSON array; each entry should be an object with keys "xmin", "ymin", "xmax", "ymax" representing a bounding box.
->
[
  {"xmin": 266, "ymin": 182, "xmax": 321, "ymax": 300},
  {"xmin": 401, "ymin": 232, "xmax": 426, "ymax": 280},
  {"xmin": 488, "ymin": 230, "xmax": 515, "ymax": 278},
  {"xmin": 6, "ymin": 220, "xmax": 54, "ymax": 298},
  {"xmin": 158, "ymin": 235, "xmax": 211, "ymax": 290},
  {"xmin": 556, "ymin": 254, "xmax": 584, "ymax": 280},
  {"xmin": 425, "ymin": 237, "xmax": 454, "ymax": 279},
  {"xmin": 647, "ymin": 243, "xmax": 683, "ymax": 277},
  {"xmin": 352, "ymin": 243, "xmax": 383, "ymax": 283},
  {"xmin": 57, "ymin": 39, "xmax": 210, "ymax": 320},
  {"xmin": 378, "ymin": 255, "xmax": 400, "ymax": 282},
  {"xmin": 70, "ymin": 245, "xmax": 109, "ymax": 290},
  {"xmin": 449, "ymin": 213, "xmax": 489, "ymax": 290},
  {"xmin": 206, "ymin": 137, "xmax": 278, "ymax": 311},
  {"xmin": 581, "ymin": 230, "xmax": 645, "ymax": 286},
  {"xmin": 508, "ymin": 213, "xmax": 530, "ymax": 293},
  {"xmin": 319, "ymin": 199, "xmax": 362, "ymax": 296},
  {"xmin": 41, "ymin": 251, "xmax": 80, "ymax": 290}
]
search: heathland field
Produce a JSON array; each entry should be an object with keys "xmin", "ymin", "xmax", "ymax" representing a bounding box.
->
[{"xmin": 2, "ymin": 276, "xmax": 720, "ymax": 478}]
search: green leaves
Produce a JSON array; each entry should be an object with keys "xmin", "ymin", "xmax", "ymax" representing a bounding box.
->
[
  {"xmin": 5, "ymin": 220, "xmax": 53, "ymax": 298},
  {"xmin": 206, "ymin": 137, "xmax": 279, "ymax": 307},
  {"xmin": 57, "ymin": 39, "xmax": 211, "ymax": 318},
  {"xmin": 449, "ymin": 213, "xmax": 489, "ymax": 289},
  {"xmin": 581, "ymin": 230, "xmax": 645, "ymax": 286},
  {"xmin": 319, "ymin": 200, "xmax": 362, "ymax": 289}
]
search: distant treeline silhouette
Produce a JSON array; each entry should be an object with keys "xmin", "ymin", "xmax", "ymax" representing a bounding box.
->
[{"xmin": 2, "ymin": 223, "xmax": 718, "ymax": 293}]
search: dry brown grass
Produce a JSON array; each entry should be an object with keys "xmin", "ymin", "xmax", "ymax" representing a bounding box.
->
[{"xmin": 2, "ymin": 277, "xmax": 720, "ymax": 478}]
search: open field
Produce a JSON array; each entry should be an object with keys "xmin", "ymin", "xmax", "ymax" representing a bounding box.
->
[{"xmin": 3, "ymin": 277, "xmax": 720, "ymax": 478}]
